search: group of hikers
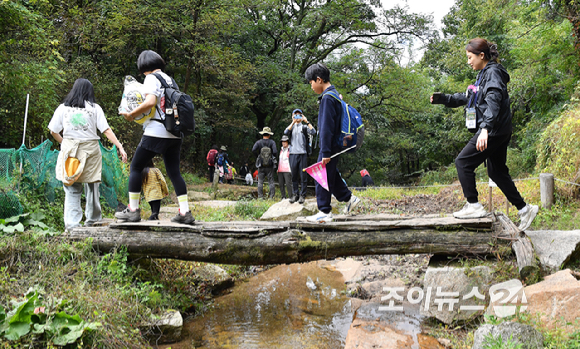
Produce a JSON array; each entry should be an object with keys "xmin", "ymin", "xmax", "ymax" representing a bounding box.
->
[{"xmin": 48, "ymin": 37, "xmax": 538, "ymax": 229}]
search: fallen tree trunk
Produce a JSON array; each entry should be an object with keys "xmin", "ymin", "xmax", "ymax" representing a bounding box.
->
[{"xmin": 64, "ymin": 215, "xmax": 499, "ymax": 265}]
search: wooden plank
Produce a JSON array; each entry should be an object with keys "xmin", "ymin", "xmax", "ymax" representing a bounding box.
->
[{"xmin": 292, "ymin": 215, "xmax": 493, "ymax": 231}]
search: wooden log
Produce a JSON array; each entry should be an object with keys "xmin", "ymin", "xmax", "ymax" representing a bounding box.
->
[
  {"xmin": 495, "ymin": 213, "xmax": 541, "ymax": 281},
  {"xmin": 64, "ymin": 218, "xmax": 497, "ymax": 265}
]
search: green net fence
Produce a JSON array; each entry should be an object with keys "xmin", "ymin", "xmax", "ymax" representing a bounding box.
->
[{"xmin": 0, "ymin": 140, "xmax": 127, "ymax": 219}]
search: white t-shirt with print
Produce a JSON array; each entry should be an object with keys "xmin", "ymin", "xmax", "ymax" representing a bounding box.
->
[
  {"xmin": 141, "ymin": 71, "xmax": 180, "ymax": 139},
  {"xmin": 48, "ymin": 102, "xmax": 110, "ymax": 140}
]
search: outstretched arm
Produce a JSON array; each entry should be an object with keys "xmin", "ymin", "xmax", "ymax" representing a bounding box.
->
[{"xmin": 103, "ymin": 128, "xmax": 128, "ymax": 163}]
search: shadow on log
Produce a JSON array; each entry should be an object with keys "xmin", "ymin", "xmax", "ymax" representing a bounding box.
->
[{"xmin": 62, "ymin": 214, "xmax": 506, "ymax": 265}]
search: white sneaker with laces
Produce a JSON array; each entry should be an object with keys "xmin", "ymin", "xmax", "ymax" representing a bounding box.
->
[
  {"xmin": 343, "ymin": 195, "xmax": 361, "ymax": 214},
  {"xmin": 305, "ymin": 211, "xmax": 333, "ymax": 223},
  {"xmin": 518, "ymin": 204, "xmax": 539, "ymax": 231},
  {"xmin": 453, "ymin": 202, "xmax": 487, "ymax": 219}
]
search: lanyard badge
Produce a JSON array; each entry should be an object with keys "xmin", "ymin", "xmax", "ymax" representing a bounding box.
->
[{"xmin": 465, "ymin": 67, "xmax": 487, "ymax": 129}]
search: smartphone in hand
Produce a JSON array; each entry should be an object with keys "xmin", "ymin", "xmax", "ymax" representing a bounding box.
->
[{"xmin": 431, "ymin": 92, "xmax": 444, "ymax": 104}]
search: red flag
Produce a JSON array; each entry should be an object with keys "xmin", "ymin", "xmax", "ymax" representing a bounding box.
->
[{"xmin": 304, "ymin": 161, "xmax": 329, "ymax": 191}]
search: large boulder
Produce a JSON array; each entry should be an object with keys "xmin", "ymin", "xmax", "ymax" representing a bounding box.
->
[
  {"xmin": 472, "ymin": 322, "xmax": 543, "ymax": 349},
  {"xmin": 260, "ymin": 199, "xmax": 317, "ymax": 220},
  {"xmin": 521, "ymin": 269, "xmax": 580, "ymax": 332},
  {"xmin": 140, "ymin": 310, "xmax": 183, "ymax": 344},
  {"xmin": 485, "ymin": 279, "xmax": 526, "ymax": 319},
  {"xmin": 526, "ymin": 230, "xmax": 580, "ymax": 273},
  {"xmin": 420, "ymin": 266, "xmax": 493, "ymax": 324}
]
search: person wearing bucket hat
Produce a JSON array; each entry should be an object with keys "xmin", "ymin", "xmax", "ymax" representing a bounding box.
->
[
  {"xmin": 215, "ymin": 145, "xmax": 230, "ymax": 183},
  {"xmin": 277, "ymin": 135, "xmax": 292, "ymax": 200},
  {"xmin": 284, "ymin": 108, "xmax": 316, "ymax": 204},
  {"xmin": 252, "ymin": 127, "xmax": 278, "ymax": 199}
]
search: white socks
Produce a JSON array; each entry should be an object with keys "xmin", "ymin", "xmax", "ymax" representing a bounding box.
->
[
  {"xmin": 178, "ymin": 195, "xmax": 189, "ymax": 215},
  {"xmin": 129, "ymin": 192, "xmax": 140, "ymax": 211}
]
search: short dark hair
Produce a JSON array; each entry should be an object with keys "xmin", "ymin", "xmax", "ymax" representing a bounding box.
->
[
  {"xmin": 466, "ymin": 38, "xmax": 499, "ymax": 62},
  {"xmin": 63, "ymin": 78, "xmax": 95, "ymax": 108},
  {"xmin": 304, "ymin": 63, "xmax": 330, "ymax": 83},
  {"xmin": 137, "ymin": 50, "xmax": 166, "ymax": 74}
]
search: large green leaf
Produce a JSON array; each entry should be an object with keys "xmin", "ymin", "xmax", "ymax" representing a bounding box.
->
[{"xmin": 3, "ymin": 321, "xmax": 30, "ymax": 341}]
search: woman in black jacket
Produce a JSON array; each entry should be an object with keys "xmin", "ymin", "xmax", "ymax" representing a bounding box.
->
[{"xmin": 431, "ymin": 38, "xmax": 538, "ymax": 231}]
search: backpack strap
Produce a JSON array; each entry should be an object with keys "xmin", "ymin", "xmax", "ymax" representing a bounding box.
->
[
  {"xmin": 151, "ymin": 72, "xmax": 178, "ymax": 90},
  {"xmin": 323, "ymin": 91, "xmax": 342, "ymax": 102}
]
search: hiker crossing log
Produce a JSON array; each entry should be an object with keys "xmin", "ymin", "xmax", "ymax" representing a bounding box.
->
[{"xmin": 64, "ymin": 214, "xmax": 503, "ymax": 265}]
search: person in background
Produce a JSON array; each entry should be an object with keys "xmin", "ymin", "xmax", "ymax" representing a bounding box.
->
[
  {"xmin": 239, "ymin": 162, "xmax": 250, "ymax": 182},
  {"xmin": 252, "ymin": 127, "xmax": 277, "ymax": 199},
  {"xmin": 216, "ymin": 145, "xmax": 229, "ymax": 184},
  {"xmin": 277, "ymin": 135, "xmax": 292, "ymax": 200},
  {"xmin": 284, "ymin": 108, "xmax": 316, "ymax": 204},
  {"xmin": 117, "ymin": 50, "xmax": 194, "ymax": 224},
  {"xmin": 430, "ymin": 38, "xmax": 538, "ymax": 231},
  {"xmin": 227, "ymin": 162, "xmax": 237, "ymax": 184},
  {"xmin": 361, "ymin": 169, "xmax": 374, "ymax": 187},
  {"xmin": 303, "ymin": 63, "xmax": 361, "ymax": 223},
  {"xmin": 48, "ymin": 78, "xmax": 127, "ymax": 231},
  {"xmin": 142, "ymin": 159, "xmax": 169, "ymax": 220},
  {"xmin": 206, "ymin": 145, "xmax": 219, "ymax": 182}
]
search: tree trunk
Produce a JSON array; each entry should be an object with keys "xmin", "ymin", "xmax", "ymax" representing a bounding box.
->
[{"xmin": 64, "ymin": 215, "xmax": 499, "ymax": 265}]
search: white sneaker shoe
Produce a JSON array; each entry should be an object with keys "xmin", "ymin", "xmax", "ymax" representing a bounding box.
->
[
  {"xmin": 518, "ymin": 204, "xmax": 539, "ymax": 231},
  {"xmin": 453, "ymin": 202, "xmax": 487, "ymax": 219},
  {"xmin": 343, "ymin": 195, "xmax": 361, "ymax": 214},
  {"xmin": 305, "ymin": 211, "xmax": 333, "ymax": 223}
]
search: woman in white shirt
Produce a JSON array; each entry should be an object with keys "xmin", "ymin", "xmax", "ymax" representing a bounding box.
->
[
  {"xmin": 277, "ymin": 135, "xmax": 292, "ymax": 200},
  {"xmin": 48, "ymin": 78, "xmax": 127, "ymax": 231},
  {"xmin": 117, "ymin": 50, "xmax": 194, "ymax": 224}
]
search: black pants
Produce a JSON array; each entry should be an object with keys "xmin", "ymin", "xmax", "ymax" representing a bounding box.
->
[
  {"xmin": 455, "ymin": 133, "xmax": 525, "ymax": 210},
  {"xmin": 315, "ymin": 154, "xmax": 352, "ymax": 214},
  {"xmin": 289, "ymin": 153, "xmax": 309, "ymax": 197},
  {"xmin": 208, "ymin": 166, "xmax": 215, "ymax": 182},
  {"xmin": 129, "ymin": 136, "xmax": 187, "ymax": 196},
  {"xmin": 258, "ymin": 167, "xmax": 275, "ymax": 198}
]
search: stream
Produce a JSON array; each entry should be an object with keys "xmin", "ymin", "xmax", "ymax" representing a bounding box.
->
[{"xmin": 160, "ymin": 261, "xmax": 442, "ymax": 349}]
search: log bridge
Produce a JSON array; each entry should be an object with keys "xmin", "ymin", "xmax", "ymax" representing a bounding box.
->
[{"xmin": 64, "ymin": 213, "xmax": 532, "ymax": 268}]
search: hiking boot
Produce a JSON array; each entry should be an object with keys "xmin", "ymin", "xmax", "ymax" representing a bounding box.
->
[
  {"xmin": 453, "ymin": 203, "xmax": 487, "ymax": 219},
  {"xmin": 289, "ymin": 195, "xmax": 299, "ymax": 204},
  {"xmin": 518, "ymin": 204, "xmax": 539, "ymax": 231},
  {"xmin": 305, "ymin": 211, "xmax": 333, "ymax": 223},
  {"xmin": 171, "ymin": 211, "xmax": 195, "ymax": 225},
  {"xmin": 115, "ymin": 208, "xmax": 141, "ymax": 222},
  {"xmin": 148, "ymin": 213, "xmax": 159, "ymax": 221},
  {"xmin": 343, "ymin": 195, "xmax": 361, "ymax": 214},
  {"xmin": 298, "ymin": 196, "xmax": 305, "ymax": 204}
]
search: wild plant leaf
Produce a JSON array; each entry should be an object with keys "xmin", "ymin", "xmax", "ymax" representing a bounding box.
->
[
  {"xmin": 3, "ymin": 321, "xmax": 30, "ymax": 340},
  {"xmin": 3, "ymin": 223, "xmax": 24, "ymax": 233},
  {"xmin": 4, "ymin": 214, "xmax": 24, "ymax": 223},
  {"xmin": 29, "ymin": 212, "xmax": 46, "ymax": 222},
  {"xmin": 52, "ymin": 312, "xmax": 82, "ymax": 327},
  {"xmin": 52, "ymin": 322, "xmax": 86, "ymax": 346},
  {"xmin": 22, "ymin": 218, "xmax": 48, "ymax": 229}
]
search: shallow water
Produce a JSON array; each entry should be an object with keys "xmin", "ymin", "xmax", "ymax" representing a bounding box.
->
[{"xmin": 164, "ymin": 262, "xmax": 353, "ymax": 349}]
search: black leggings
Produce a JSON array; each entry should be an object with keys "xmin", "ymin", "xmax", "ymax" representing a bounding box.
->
[{"xmin": 128, "ymin": 138, "xmax": 187, "ymax": 196}]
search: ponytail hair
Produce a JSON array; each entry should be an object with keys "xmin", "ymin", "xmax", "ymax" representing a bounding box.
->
[{"xmin": 466, "ymin": 38, "xmax": 499, "ymax": 62}]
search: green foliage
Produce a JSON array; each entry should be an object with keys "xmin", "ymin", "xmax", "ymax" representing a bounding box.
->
[
  {"xmin": 483, "ymin": 333, "xmax": 523, "ymax": 349},
  {"xmin": 0, "ymin": 213, "xmax": 49, "ymax": 235},
  {"xmin": 0, "ymin": 289, "xmax": 100, "ymax": 345},
  {"xmin": 536, "ymin": 95, "xmax": 580, "ymax": 185},
  {"xmin": 233, "ymin": 199, "xmax": 270, "ymax": 220}
]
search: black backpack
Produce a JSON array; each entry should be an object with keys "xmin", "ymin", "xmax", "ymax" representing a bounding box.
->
[{"xmin": 152, "ymin": 73, "xmax": 195, "ymax": 137}]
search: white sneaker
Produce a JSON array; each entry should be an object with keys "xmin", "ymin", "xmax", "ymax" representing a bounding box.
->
[
  {"xmin": 305, "ymin": 211, "xmax": 333, "ymax": 223},
  {"xmin": 518, "ymin": 204, "xmax": 539, "ymax": 231},
  {"xmin": 453, "ymin": 202, "xmax": 487, "ymax": 219},
  {"xmin": 343, "ymin": 195, "xmax": 361, "ymax": 214}
]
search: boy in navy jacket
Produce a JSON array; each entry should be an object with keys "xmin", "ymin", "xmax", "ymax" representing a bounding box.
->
[{"xmin": 304, "ymin": 63, "xmax": 361, "ymax": 223}]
